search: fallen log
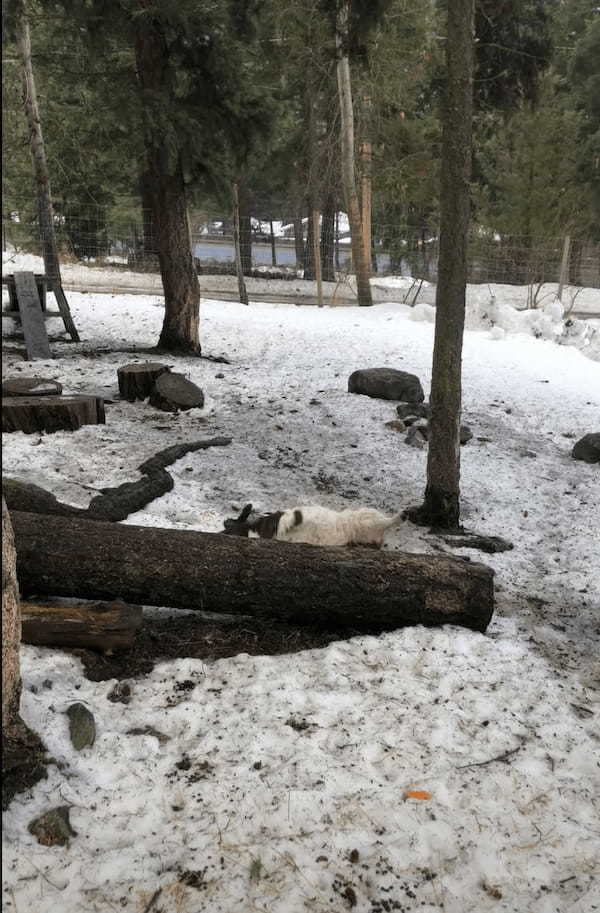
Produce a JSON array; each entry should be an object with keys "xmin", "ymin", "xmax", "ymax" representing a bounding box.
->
[
  {"xmin": 21, "ymin": 599, "xmax": 143, "ymax": 651},
  {"xmin": 12, "ymin": 511, "xmax": 495, "ymax": 632}
]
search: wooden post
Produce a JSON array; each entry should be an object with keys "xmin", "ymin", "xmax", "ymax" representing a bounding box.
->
[
  {"xmin": 269, "ymin": 220, "xmax": 277, "ymax": 267},
  {"xmin": 232, "ymin": 182, "xmax": 249, "ymax": 306},
  {"xmin": 557, "ymin": 234, "xmax": 571, "ymax": 301},
  {"xmin": 360, "ymin": 96, "xmax": 373, "ymax": 269},
  {"xmin": 312, "ymin": 210, "xmax": 324, "ymax": 307},
  {"xmin": 15, "ymin": 2, "xmax": 79, "ymax": 342}
]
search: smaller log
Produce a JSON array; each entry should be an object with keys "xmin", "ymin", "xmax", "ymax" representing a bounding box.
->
[
  {"xmin": 149, "ymin": 372, "xmax": 205, "ymax": 412},
  {"xmin": 117, "ymin": 362, "xmax": 170, "ymax": 402},
  {"xmin": 87, "ymin": 470, "xmax": 173, "ymax": 521},
  {"xmin": 2, "ymin": 394, "xmax": 105, "ymax": 434},
  {"xmin": 2, "ymin": 479, "xmax": 86, "ymax": 518},
  {"xmin": 21, "ymin": 599, "xmax": 143, "ymax": 651},
  {"xmin": 2, "ymin": 377, "xmax": 63, "ymax": 397}
]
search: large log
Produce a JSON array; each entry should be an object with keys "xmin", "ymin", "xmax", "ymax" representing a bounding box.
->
[
  {"xmin": 11, "ymin": 511, "xmax": 495, "ymax": 632},
  {"xmin": 21, "ymin": 599, "xmax": 143, "ymax": 651}
]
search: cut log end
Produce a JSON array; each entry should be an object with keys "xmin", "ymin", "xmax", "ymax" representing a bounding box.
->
[{"xmin": 2, "ymin": 394, "xmax": 105, "ymax": 434}]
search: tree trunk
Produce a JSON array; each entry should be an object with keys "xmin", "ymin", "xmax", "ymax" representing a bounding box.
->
[
  {"xmin": 410, "ymin": 0, "xmax": 475, "ymax": 528},
  {"xmin": 320, "ymin": 194, "xmax": 336, "ymax": 282},
  {"xmin": 312, "ymin": 209, "xmax": 324, "ymax": 307},
  {"xmin": 269, "ymin": 220, "xmax": 277, "ymax": 267},
  {"xmin": 132, "ymin": 14, "xmax": 201, "ymax": 354},
  {"xmin": 2, "ymin": 498, "xmax": 47, "ymax": 810},
  {"xmin": 304, "ymin": 202, "xmax": 316, "ymax": 280},
  {"xmin": 237, "ymin": 185, "xmax": 253, "ymax": 275},
  {"xmin": 232, "ymin": 182, "xmax": 249, "ymax": 305},
  {"xmin": 12, "ymin": 511, "xmax": 495, "ymax": 633},
  {"xmin": 2, "ymin": 499, "xmax": 21, "ymax": 736},
  {"xmin": 293, "ymin": 216, "xmax": 305, "ymax": 269},
  {"xmin": 335, "ymin": 3, "xmax": 372, "ymax": 306},
  {"xmin": 15, "ymin": 1, "xmax": 61, "ymax": 287}
]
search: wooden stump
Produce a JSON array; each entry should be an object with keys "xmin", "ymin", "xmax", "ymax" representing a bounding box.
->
[
  {"xmin": 21, "ymin": 600, "xmax": 143, "ymax": 652},
  {"xmin": 149, "ymin": 372, "xmax": 204, "ymax": 412},
  {"xmin": 2, "ymin": 394, "xmax": 105, "ymax": 434},
  {"xmin": 117, "ymin": 362, "xmax": 170, "ymax": 402},
  {"xmin": 2, "ymin": 377, "xmax": 63, "ymax": 397}
]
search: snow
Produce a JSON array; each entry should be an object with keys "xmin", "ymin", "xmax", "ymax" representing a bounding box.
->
[{"xmin": 2, "ymin": 252, "xmax": 600, "ymax": 913}]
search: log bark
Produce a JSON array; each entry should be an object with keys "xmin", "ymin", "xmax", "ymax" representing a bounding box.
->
[
  {"xmin": 117, "ymin": 362, "xmax": 170, "ymax": 402},
  {"xmin": 2, "ymin": 394, "xmax": 105, "ymax": 434},
  {"xmin": 12, "ymin": 511, "xmax": 495, "ymax": 633},
  {"xmin": 21, "ymin": 600, "xmax": 143, "ymax": 651},
  {"xmin": 2, "ymin": 499, "xmax": 21, "ymax": 733}
]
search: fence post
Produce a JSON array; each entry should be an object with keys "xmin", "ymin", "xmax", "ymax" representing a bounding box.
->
[
  {"xmin": 557, "ymin": 234, "xmax": 571, "ymax": 301},
  {"xmin": 313, "ymin": 209, "xmax": 323, "ymax": 308}
]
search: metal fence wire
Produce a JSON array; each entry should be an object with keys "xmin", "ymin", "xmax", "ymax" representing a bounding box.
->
[{"xmin": 2, "ymin": 204, "xmax": 599, "ymax": 290}]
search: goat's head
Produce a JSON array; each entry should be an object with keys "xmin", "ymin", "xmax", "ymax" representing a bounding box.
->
[{"xmin": 222, "ymin": 503, "xmax": 255, "ymax": 536}]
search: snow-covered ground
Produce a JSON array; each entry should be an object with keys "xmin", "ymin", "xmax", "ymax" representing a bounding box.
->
[{"xmin": 2, "ymin": 252, "xmax": 600, "ymax": 913}]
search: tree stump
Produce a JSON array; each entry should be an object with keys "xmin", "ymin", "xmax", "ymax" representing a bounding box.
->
[
  {"xmin": 117, "ymin": 362, "xmax": 170, "ymax": 402},
  {"xmin": 2, "ymin": 377, "xmax": 63, "ymax": 397},
  {"xmin": 149, "ymin": 372, "xmax": 204, "ymax": 412},
  {"xmin": 21, "ymin": 599, "xmax": 143, "ymax": 651},
  {"xmin": 2, "ymin": 394, "xmax": 105, "ymax": 434}
]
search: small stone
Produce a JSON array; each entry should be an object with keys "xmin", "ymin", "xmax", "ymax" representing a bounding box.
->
[
  {"xmin": 520, "ymin": 449, "xmax": 537, "ymax": 459},
  {"xmin": 66, "ymin": 703, "xmax": 96, "ymax": 750},
  {"xmin": 384, "ymin": 419, "xmax": 406, "ymax": 433},
  {"xmin": 28, "ymin": 806, "xmax": 77, "ymax": 847},
  {"xmin": 107, "ymin": 682, "xmax": 132, "ymax": 704},
  {"xmin": 460, "ymin": 425, "xmax": 473, "ymax": 445},
  {"xmin": 396, "ymin": 401, "xmax": 430, "ymax": 420}
]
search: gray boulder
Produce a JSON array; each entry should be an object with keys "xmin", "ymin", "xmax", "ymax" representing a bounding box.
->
[
  {"xmin": 572, "ymin": 433, "xmax": 600, "ymax": 464},
  {"xmin": 396, "ymin": 401, "xmax": 430, "ymax": 420},
  {"xmin": 348, "ymin": 368, "xmax": 424, "ymax": 403}
]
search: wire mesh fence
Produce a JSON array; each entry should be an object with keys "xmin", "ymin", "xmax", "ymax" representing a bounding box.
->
[{"xmin": 2, "ymin": 202, "xmax": 599, "ymax": 291}]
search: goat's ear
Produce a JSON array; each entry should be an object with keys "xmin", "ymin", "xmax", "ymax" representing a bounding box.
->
[{"xmin": 239, "ymin": 504, "xmax": 253, "ymax": 522}]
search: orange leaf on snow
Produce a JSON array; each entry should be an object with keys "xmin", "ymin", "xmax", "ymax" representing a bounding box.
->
[{"xmin": 404, "ymin": 790, "xmax": 432, "ymax": 800}]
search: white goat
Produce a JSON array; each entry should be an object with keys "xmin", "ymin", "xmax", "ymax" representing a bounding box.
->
[{"xmin": 250, "ymin": 505, "xmax": 406, "ymax": 548}]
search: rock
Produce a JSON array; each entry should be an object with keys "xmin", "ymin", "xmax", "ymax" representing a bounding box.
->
[
  {"xmin": 28, "ymin": 806, "xmax": 77, "ymax": 846},
  {"xmin": 66, "ymin": 703, "xmax": 96, "ymax": 750},
  {"xmin": 572, "ymin": 433, "xmax": 600, "ymax": 464},
  {"xmin": 384, "ymin": 419, "xmax": 406, "ymax": 433},
  {"xmin": 149, "ymin": 372, "xmax": 205, "ymax": 412},
  {"xmin": 348, "ymin": 368, "xmax": 424, "ymax": 403},
  {"xmin": 396, "ymin": 402, "xmax": 430, "ymax": 420},
  {"xmin": 107, "ymin": 682, "xmax": 132, "ymax": 704},
  {"xmin": 405, "ymin": 424, "xmax": 428, "ymax": 448},
  {"xmin": 2, "ymin": 377, "xmax": 63, "ymax": 397},
  {"xmin": 460, "ymin": 425, "xmax": 473, "ymax": 445}
]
